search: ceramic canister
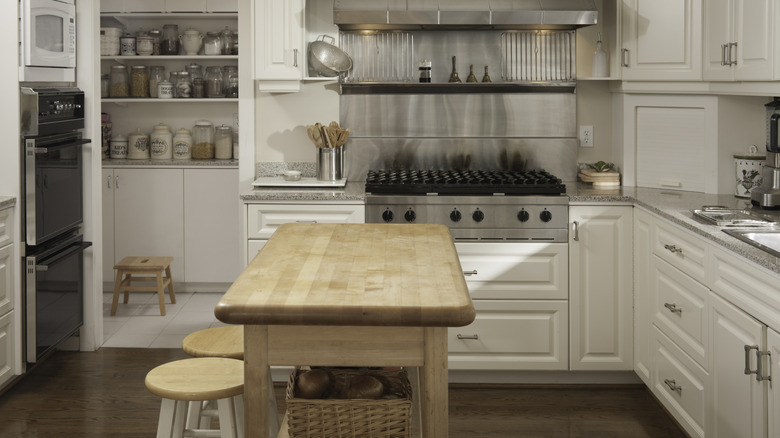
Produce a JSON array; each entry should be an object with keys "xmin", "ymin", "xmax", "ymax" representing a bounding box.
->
[
  {"xmin": 173, "ymin": 128, "xmax": 193, "ymax": 159},
  {"xmin": 127, "ymin": 128, "xmax": 150, "ymax": 159},
  {"xmin": 150, "ymin": 124, "xmax": 173, "ymax": 160},
  {"xmin": 735, "ymin": 145, "xmax": 766, "ymax": 197},
  {"xmin": 110, "ymin": 134, "xmax": 127, "ymax": 159}
]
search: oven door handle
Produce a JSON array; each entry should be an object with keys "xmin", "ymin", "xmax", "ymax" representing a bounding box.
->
[
  {"xmin": 36, "ymin": 241, "xmax": 92, "ymax": 271},
  {"xmin": 34, "ymin": 138, "xmax": 91, "ymax": 154}
]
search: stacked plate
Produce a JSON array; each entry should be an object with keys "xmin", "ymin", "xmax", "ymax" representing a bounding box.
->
[{"xmin": 578, "ymin": 168, "xmax": 620, "ymax": 187}]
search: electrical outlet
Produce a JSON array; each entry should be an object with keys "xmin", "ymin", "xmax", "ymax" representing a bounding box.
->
[{"xmin": 579, "ymin": 125, "xmax": 594, "ymax": 147}]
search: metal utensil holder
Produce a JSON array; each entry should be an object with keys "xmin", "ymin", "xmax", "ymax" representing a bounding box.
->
[{"xmin": 317, "ymin": 148, "xmax": 343, "ymax": 181}]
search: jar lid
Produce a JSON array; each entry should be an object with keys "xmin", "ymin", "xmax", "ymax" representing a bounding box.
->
[
  {"xmin": 154, "ymin": 123, "xmax": 170, "ymax": 130},
  {"xmin": 158, "ymin": 80, "xmax": 171, "ymax": 85},
  {"xmin": 734, "ymin": 144, "xmax": 766, "ymax": 160},
  {"xmin": 111, "ymin": 134, "xmax": 127, "ymax": 141},
  {"xmin": 176, "ymin": 128, "xmax": 191, "ymax": 135},
  {"xmin": 216, "ymin": 124, "xmax": 232, "ymax": 131},
  {"xmin": 111, "ymin": 65, "xmax": 127, "ymax": 70},
  {"xmin": 195, "ymin": 120, "xmax": 213, "ymax": 126},
  {"xmin": 163, "ymin": 24, "xmax": 178, "ymax": 28},
  {"xmin": 131, "ymin": 65, "xmax": 148, "ymax": 69}
]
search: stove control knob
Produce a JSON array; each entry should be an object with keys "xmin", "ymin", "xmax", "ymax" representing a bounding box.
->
[
  {"xmin": 517, "ymin": 209, "xmax": 530, "ymax": 222},
  {"xmin": 472, "ymin": 209, "xmax": 485, "ymax": 222},
  {"xmin": 381, "ymin": 209, "xmax": 394, "ymax": 223},
  {"xmin": 404, "ymin": 209, "xmax": 416, "ymax": 223},
  {"xmin": 540, "ymin": 209, "xmax": 553, "ymax": 223},
  {"xmin": 450, "ymin": 209, "xmax": 462, "ymax": 222}
]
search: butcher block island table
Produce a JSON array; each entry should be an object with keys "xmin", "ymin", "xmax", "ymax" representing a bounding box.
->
[{"xmin": 215, "ymin": 223, "xmax": 475, "ymax": 438}]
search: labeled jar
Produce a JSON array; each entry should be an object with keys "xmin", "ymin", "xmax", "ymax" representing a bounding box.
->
[
  {"xmin": 157, "ymin": 80, "xmax": 173, "ymax": 98},
  {"xmin": 120, "ymin": 34, "xmax": 136, "ymax": 56},
  {"xmin": 136, "ymin": 35, "xmax": 154, "ymax": 56},
  {"xmin": 419, "ymin": 59, "xmax": 432, "ymax": 83},
  {"xmin": 204, "ymin": 66, "xmax": 224, "ymax": 98},
  {"xmin": 110, "ymin": 134, "xmax": 128, "ymax": 159},
  {"xmin": 176, "ymin": 71, "xmax": 192, "ymax": 98},
  {"xmin": 130, "ymin": 65, "xmax": 149, "ymax": 98},
  {"xmin": 191, "ymin": 120, "xmax": 215, "ymax": 159},
  {"xmin": 150, "ymin": 123, "xmax": 173, "ymax": 160},
  {"xmin": 214, "ymin": 125, "xmax": 233, "ymax": 159},
  {"xmin": 149, "ymin": 65, "xmax": 165, "ymax": 98},
  {"xmin": 127, "ymin": 128, "xmax": 150, "ymax": 159},
  {"xmin": 173, "ymin": 128, "xmax": 193, "ymax": 160},
  {"xmin": 110, "ymin": 65, "xmax": 129, "ymax": 97},
  {"xmin": 160, "ymin": 24, "xmax": 179, "ymax": 55},
  {"xmin": 203, "ymin": 32, "xmax": 221, "ymax": 56}
]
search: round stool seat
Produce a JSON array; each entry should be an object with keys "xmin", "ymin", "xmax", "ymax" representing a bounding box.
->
[
  {"xmin": 182, "ymin": 326, "xmax": 244, "ymax": 359},
  {"xmin": 145, "ymin": 357, "xmax": 243, "ymax": 401}
]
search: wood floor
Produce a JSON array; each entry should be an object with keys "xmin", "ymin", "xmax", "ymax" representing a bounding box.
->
[{"xmin": 0, "ymin": 348, "xmax": 687, "ymax": 437}]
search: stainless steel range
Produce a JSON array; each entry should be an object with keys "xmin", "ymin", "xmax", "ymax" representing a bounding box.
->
[{"xmin": 365, "ymin": 169, "xmax": 568, "ymax": 242}]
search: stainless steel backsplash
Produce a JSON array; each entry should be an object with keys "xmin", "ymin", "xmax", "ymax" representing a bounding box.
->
[{"xmin": 340, "ymin": 92, "xmax": 578, "ymax": 181}]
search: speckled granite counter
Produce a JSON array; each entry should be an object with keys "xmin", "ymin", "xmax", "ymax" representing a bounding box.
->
[
  {"xmin": 103, "ymin": 159, "xmax": 238, "ymax": 168},
  {"xmin": 243, "ymin": 181, "xmax": 780, "ymax": 274},
  {"xmin": 0, "ymin": 197, "xmax": 15, "ymax": 210}
]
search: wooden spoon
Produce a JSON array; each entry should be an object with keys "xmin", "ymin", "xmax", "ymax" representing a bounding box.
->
[{"xmin": 307, "ymin": 125, "xmax": 323, "ymax": 147}]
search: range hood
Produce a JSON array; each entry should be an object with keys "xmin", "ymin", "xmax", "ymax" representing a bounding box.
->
[{"xmin": 334, "ymin": 0, "xmax": 598, "ymax": 30}]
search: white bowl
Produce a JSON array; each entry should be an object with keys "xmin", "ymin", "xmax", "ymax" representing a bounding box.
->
[{"xmin": 283, "ymin": 170, "xmax": 301, "ymax": 181}]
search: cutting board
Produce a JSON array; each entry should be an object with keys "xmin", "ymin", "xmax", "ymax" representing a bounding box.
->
[{"xmin": 252, "ymin": 176, "xmax": 347, "ymax": 188}]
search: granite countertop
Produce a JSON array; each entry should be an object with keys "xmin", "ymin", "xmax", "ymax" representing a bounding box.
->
[
  {"xmin": 0, "ymin": 196, "xmax": 15, "ymax": 210},
  {"xmin": 244, "ymin": 180, "xmax": 780, "ymax": 275},
  {"xmin": 103, "ymin": 159, "xmax": 238, "ymax": 168}
]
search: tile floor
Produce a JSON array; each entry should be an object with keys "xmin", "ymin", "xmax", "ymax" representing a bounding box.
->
[{"xmin": 102, "ymin": 291, "xmax": 226, "ymax": 348}]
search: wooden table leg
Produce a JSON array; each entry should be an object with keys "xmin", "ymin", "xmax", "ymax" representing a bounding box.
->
[
  {"xmin": 420, "ymin": 326, "xmax": 448, "ymax": 438},
  {"xmin": 244, "ymin": 324, "xmax": 270, "ymax": 438}
]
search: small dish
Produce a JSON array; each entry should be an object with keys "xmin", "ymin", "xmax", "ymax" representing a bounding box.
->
[{"xmin": 283, "ymin": 170, "xmax": 301, "ymax": 181}]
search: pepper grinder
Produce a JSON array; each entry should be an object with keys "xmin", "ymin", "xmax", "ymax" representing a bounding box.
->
[{"xmin": 448, "ymin": 56, "xmax": 461, "ymax": 83}]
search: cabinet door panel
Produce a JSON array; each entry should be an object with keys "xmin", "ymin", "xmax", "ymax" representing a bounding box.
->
[
  {"xmin": 0, "ymin": 244, "xmax": 12, "ymax": 317},
  {"xmin": 709, "ymin": 292, "xmax": 764, "ymax": 438},
  {"xmin": 569, "ymin": 206, "xmax": 633, "ymax": 371},
  {"xmin": 0, "ymin": 207, "xmax": 12, "ymax": 249},
  {"xmin": 254, "ymin": 0, "xmax": 304, "ymax": 86},
  {"xmin": 734, "ymin": 0, "xmax": 774, "ymax": 80},
  {"xmin": 166, "ymin": 0, "xmax": 207, "ymax": 12},
  {"xmin": 184, "ymin": 169, "xmax": 241, "ymax": 284},
  {"xmin": 102, "ymin": 170, "xmax": 115, "ymax": 285},
  {"xmin": 768, "ymin": 328, "xmax": 780, "ymax": 438},
  {"xmin": 0, "ymin": 311, "xmax": 14, "ymax": 388},
  {"xmin": 633, "ymin": 207, "xmax": 654, "ymax": 384},
  {"xmin": 703, "ymin": 0, "xmax": 734, "ymax": 80},
  {"xmin": 114, "ymin": 169, "xmax": 184, "ymax": 283}
]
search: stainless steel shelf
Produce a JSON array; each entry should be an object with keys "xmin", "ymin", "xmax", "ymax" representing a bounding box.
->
[{"xmin": 339, "ymin": 82, "xmax": 577, "ymax": 94}]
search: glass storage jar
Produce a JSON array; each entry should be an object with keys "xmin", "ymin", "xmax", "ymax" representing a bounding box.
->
[
  {"xmin": 220, "ymin": 27, "xmax": 235, "ymax": 55},
  {"xmin": 130, "ymin": 65, "xmax": 149, "ymax": 98},
  {"xmin": 169, "ymin": 71, "xmax": 180, "ymax": 98},
  {"xmin": 109, "ymin": 65, "xmax": 129, "ymax": 97},
  {"xmin": 149, "ymin": 66, "xmax": 165, "ymax": 98},
  {"xmin": 222, "ymin": 66, "xmax": 238, "ymax": 95},
  {"xmin": 192, "ymin": 78, "xmax": 204, "ymax": 98},
  {"xmin": 100, "ymin": 74, "xmax": 110, "ymax": 98},
  {"xmin": 160, "ymin": 24, "xmax": 179, "ymax": 55},
  {"xmin": 203, "ymin": 32, "xmax": 221, "ymax": 56},
  {"xmin": 204, "ymin": 66, "xmax": 224, "ymax": 98},
  {"xmin": 148, "ymin": 28, "xmax": 162, "ymax": 55},
  {"xmin": 191, "ymin": 120, "xmax": 215, "ymax": 159},
  {"xmin": 173, "ymin": 128, "xmax": 193, "ymax": 160},
  {"xmin": 150, "ymin": 123, "xmax": 173, "ymax": 160},
  {"xmin": 176, "ymin": 71, "xmax": 192, "ymax": 98},
  {"xmin": 185, "ymin": 63, "xmax": 203, "ymax": 81},
  {"xmin": 214, "ymin": 125, "xmax": 233, "ymax": 159}
]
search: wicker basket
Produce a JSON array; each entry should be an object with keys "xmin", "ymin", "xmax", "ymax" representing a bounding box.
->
[{"xmin": 285, "ymin": 367, "xmax": 412, "ymax": 438}]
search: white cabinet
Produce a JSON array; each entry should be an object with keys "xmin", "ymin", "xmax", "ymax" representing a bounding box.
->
[
  {"xmin": 620, "ymin": 0, "xmax": 702, "ymax": 80},
  {"xmin": 569, "ymin": 206, "xmax": 633, "ymax": 371},
  {"xmin": 703, "ymin": 0, "xmax": 774, "ymax": 81},
  {"xmin": 253, "ymin": 0, "xmax": 304, "ymax": 92},
  {"xmin": 104, "ymin": 167, "xmax": 240, "ymax": 287},
  {"xmin": 245, "ymin": 203, "xmax": 365, "ymax": 263},
  {"xmin": 633, "ymin": 207, "xmax": 653, "ymax": 385},
  {"xmin": 709, "ymin": 292, "xmax": 764, "ymax": 438},
  {"xmin": 452, "ymin": 242, "xmax": 569, "ymax": 371},
  {"xmin": 0, "ymin": 204, "xmax": 14, "ymax": 389},
  {"xmin": 768, "ymin": 328, "xmax": 780, "ymax": 438},
  {"xmin": 183, "ymin": 169, "xmax": 241, "ymax": 284},
  {"xmin": 100, "ymin": 0, "xmax": 237, "ymax": 13}
]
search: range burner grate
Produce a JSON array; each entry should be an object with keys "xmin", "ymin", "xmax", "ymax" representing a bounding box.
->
[{"xmin": 365, "ymin": 169, "xmax": 566, "ymax": 195}]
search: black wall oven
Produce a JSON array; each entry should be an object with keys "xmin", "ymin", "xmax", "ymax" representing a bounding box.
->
[{"xmin": 20, "ymin": 87, "xmax": 91, "ymax": 364}]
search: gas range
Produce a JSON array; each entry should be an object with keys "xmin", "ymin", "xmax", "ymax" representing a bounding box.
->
[{"xmin": 364, "ymin": 169, "xmax": 569, "ymax": 242}]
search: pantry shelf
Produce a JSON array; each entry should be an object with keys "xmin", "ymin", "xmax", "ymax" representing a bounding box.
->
[{"xmin": 102, "ymin": 98, "xmax": 239, "ymax": 103}]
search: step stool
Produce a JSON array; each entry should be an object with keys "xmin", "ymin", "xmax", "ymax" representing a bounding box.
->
[
  {"xmin": 145, "ymin": 357, "xmax": 244, "ymax": 438},
  {"xmin": 111, "ymin": 256, "xmax": 175, "ymax": 316},
  {"xmin": 181, "ymin": 326, "xmax": 279, "ymax": 437}
]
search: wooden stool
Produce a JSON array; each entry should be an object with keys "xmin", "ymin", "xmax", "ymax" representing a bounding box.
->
[
  {"xmin": 111, "ymin": 256, "xmax": 175, "ymax": 316},
  {"xmin": 145, "ymin": 357, "xmax": 244, "ymax": 438},
  {"xmin": 181, "ymin": 327, "xmax": 279, "ymax": 437}
]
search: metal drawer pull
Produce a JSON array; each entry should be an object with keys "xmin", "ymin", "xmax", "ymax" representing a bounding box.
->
[
  {"xmin": 664, "ymin": 244, "xmax": 682, "ymax": 254},
  {"xmin": 293, "ymin": 49, "xmax": 299, "ymax": 67},
  {"xmin": 745, "ymin": 345, "xmax": 759, "ymax": 376},
  {"xmin": 457, "ymin": 334, "xmax": 479, "ymax": 340},
  {"xmin": 663, "ymin": 379, "xmax": 682, "ymax": 394},
  {"xmin": 757, "ymin": 350, "xmax": 772, "ymax": 382},
  {"xmin": 664, "ymin": 302, "xmax": 683, "ymax": 314},
  {"xmin": 572, "ymin": 221, "xmax": 579, "ymax": 241},
  {"xmin": 729, "ymin": 42, "xmax": 737, "ymax": 65},
  {"xmin": 621, "ymin": 48, "xmax": 629, "ymax": 67},
  {"xmin": 294, "ymin": 220, "xmax": 317, "ymax": 223},
  {"xmin": 463, "ymin": 270, "xmax": 478, "ymax": 276}
]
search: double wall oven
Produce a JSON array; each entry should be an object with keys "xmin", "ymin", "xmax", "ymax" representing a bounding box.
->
[{"xmin": 20, "ymin": 87, "xmax": 91, "ymax": 364}]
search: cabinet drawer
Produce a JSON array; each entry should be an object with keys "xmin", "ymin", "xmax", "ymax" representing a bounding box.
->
[
  {"xmin": 0, "ymin": 244, "xmax": 13, "ymax": 317},
  {"xmin": 246, "ymin": 204, "xmax": 364, "ymax": 239},
  {"xmin": 0, "ymin": 207, "xmax": 12, "ymax": 249},
  {"xmin": 455, "ymin": 243, "xmax": 568, "ymax": 300},
  {"xmin": 652, "ymin": 327, "xmax": 707, "ymax": 438},
  {"xmin": 0, "ymin": 310, "xmax": 14, "ymax": 388},
  {"xmin": 654, "ymin": 219, "xmax": 707, "ymax": 284},
  {"xmin": 652, "ymin": 256, "xmax": 709, "ymax": 369},
  {"xmin": 448, "ymin": 300, "xmax": 568, "ymax": 370},
  {"xmin": 247, "ymin": 240, "xmax": 266, "ymax": 265}
]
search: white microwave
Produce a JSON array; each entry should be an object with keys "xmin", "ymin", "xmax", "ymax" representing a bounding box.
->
[{"xmin": 20, "ymin": 0, "xmax": 76, "ymax": 82}]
